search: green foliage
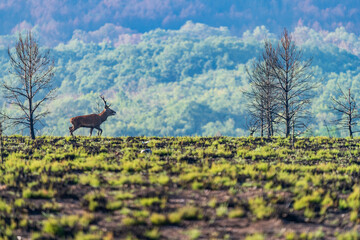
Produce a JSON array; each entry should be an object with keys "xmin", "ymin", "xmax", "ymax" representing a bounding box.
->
[
  {"xmin": 42, "ymin": 214, "xmax": 93, "ymax": 237},
  {"xmin": 114, "ymin": 191, "xmax": 134, "ymax": 200},
  {"xmin": 106, "ymin": 200, "xmax": 123, "ymax": 211},
  {"xmin": 79, "ymin": 174, "xmax": 100, "ymax": 187},
  {"xmin": 336, "ymin": 229, "xmax": 359, "ymax": 240},
  {"xmin": 228, "ymin": 208, "xmax": 245, "ymax": 218},
  {"xmin": 149, "ymin": 174, "xmax": 170, "ymax": 185},
  {"xmin": 178, "ymin": 206, "xmax": 203, "ymax": 220},
  {"xmin": 0, "ymin": 136, "xmax": 360, "ymax": 239},
  {"xmin": 284, "ymin": 231, "xmax": 296, "ymax": 240},
  {"xmin": 293, "ymin": 191, "xmax": 322, "ymax": 211},
  {"xmin": 167, "ymin": 205, "xmax": 203, "ymax": 224},
  {"xmin": 82, "ymin": 191, "xmax": 107, "ymax": 211},
  {"xmin": 139, "ymin": 197, "xmax": 161, "ymax": 207},
  {"xmin": 245, "ymin": 233, "xmax": 265, "ymax": 240},
  {"xmin": 186, "ymin": 228, "xmax": 201, "ymax": 240},
  {"xmin": 168, "ymin": 211, "xmax": 182, "ymax": 224},
  {"xmin": 144, "ymin": 228, "xmax": 160, "ymax": 240},
  {"xmin": 191, "ymin": 181, "xmax": 204, "ymax": 190},
  {"xmin": 347, "ymin": 186, "xmax": 360, "ymax": 222},
  {"xmin": 122, "ymin": 217, "xmax": 137, "ymax": 226},
  {"xmin": 22, "ymin": 188, "xmax": 56, "ymax": 199},
  {"xmin": 302, "ymin": 228, "xmax": 325, "ymax": 240},
  {"xmin": 0, "ymin": 199, "xmax": 11, "ymax": 213},
  {"xmin": 150, "ymin": 213, "xmax": 167, "ymax": 225},
  {"xmin": 216, "ymin": 204, "xmax": 228, "ymax": 217},
  {"xmin": 42, "ymin": 201, "xmax": 60, "ymax": 212},
  {"xmin": 248, "ymin": 197, "xmax": 273, "ymax": 220},
  {"xmin": 115, "ymin": 174, "xmax": 144, "ymax": 185},
  {"xmin": 75, "ymin": 232, "xmax": 103, "ymax": 240},
  {"xmin": 339, "ymin": 199, "xmax": 349, "ymax": 210},
  {"xmin": 208, "ymin": 198, "xmax": 217, "ymax": 208},
  {"xmin": 320, "ymin": 193, "xmax": 334, "ymax": 215},
  {"xmin": 0, "ymin": 20, "xmax": 359, "ymax": 138},
  {"xmin": 347, "ymin": 186, "xmax": 360, "ymax": 210}
]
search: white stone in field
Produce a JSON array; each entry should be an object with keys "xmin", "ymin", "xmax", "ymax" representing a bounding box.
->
[{"xmin": 141, "ymin": 149, "xmax": 152, "ymax": 154}]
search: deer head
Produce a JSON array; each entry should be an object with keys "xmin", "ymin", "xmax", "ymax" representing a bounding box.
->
[{"xmin": 100, "ymin": 95, "xmax": 116, "ymax": 117}]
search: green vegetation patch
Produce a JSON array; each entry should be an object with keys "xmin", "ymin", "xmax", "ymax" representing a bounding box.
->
[{"xmin": 0, "ymin": 136, "xmax": 359, "ymax": 239}]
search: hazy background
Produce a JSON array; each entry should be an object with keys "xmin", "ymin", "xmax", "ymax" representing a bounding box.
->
[
  {"xmin": 0, "ymin": 0, "xmax": 360, "ymax": 137},
  {"xmin": 1, "ymin": 0, "xmax": 359, "ymax": 46}
]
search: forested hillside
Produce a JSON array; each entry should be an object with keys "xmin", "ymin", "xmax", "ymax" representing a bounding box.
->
[{"xmin": 1, "ymin": 23, "xmax": 360, "ymax": 137}]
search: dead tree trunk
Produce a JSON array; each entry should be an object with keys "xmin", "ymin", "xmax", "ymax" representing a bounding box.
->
[
  {"xmin": 269, "ymin": 28, "xmax": 315, "ymax": 137},
  {"xmin": 331, "ymin": 87, "xmax": 359, "ymax": 138},
  {"xmin": 1, "ymin": 31, "xmax": 56, "ymax": 139},
  {"xmin": 245, "ymin": 40, "xmax": 279, "ymax": 137}
]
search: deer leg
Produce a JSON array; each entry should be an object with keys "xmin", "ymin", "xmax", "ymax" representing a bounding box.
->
[
  {"xmin": 69, "ymin": 125, "xmax": 79, "ymax": 136},
  {"xmin": 89, "ymin": 128, "xmax": 93, "ymax": 137},
  {"xmin": 95, "ymin": 127, "xmax": 102, "ymax": 136}
]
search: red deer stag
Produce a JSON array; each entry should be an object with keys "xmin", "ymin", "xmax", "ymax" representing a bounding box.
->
[{"xmin": 69, "ymin": 96, "xmax": 116, "ymax": 136}]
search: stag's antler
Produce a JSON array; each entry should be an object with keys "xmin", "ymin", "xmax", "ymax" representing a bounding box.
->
[{"xmin": 100, "ymin": 95, "xmax": 111, "ymax": 107}]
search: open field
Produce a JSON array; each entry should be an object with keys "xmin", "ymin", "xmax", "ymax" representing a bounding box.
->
[{"xmin": 0, "ymin": 136, "xmax": 359, "ymax": 239}]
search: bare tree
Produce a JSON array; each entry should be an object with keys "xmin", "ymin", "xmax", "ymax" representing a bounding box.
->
[
  {"xmin": 244, "ymin": 115, "xmax": 260, "ymax": 137},
  {"xmin": 246, "ymin": 40, "xmax": 279, "ymax": 137},
  {"xmin": 1, "ymin": 31, "xmax": 55, "ymax": 139},
  {"xmin": 269, "ymin": 28, "xmax": 316, "ymax": 138},
  {"xmin": 245, "ymin": 98, "xmax": 264, "ymax": 137},
  {"xmin": 331, "ymin": 86, "xmax": 360, "ymax": 138}
]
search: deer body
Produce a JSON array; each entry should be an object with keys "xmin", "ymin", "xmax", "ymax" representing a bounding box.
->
[{"xmin": 69, "ymin": 96, "xmax": 116, "ymax": 136}]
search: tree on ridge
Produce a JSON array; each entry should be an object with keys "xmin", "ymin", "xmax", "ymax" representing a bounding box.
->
[
  {"xmin": 331, "ymin": 86, "xmax": 360, "ymax": 138},
  {"xmin": 269, "ymin": 28, "xmax": 316, "ymax": 138},
  {"xmin": 246, "ymin": 40, "xmax": 279, "ymax": 137},
  {"xmin": 1, "ymin": 31, "xmax": 56, "ymax": 139}
]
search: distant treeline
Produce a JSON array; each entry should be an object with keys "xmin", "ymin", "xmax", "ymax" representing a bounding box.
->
[{"xmin": 1, "ymin": 27, "xmax": 360, "ymax": 137}]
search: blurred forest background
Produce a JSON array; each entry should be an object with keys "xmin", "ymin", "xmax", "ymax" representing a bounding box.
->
[{"xmin": 1, "ymin": 22, "xmax": 360, "ymax": 137}]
